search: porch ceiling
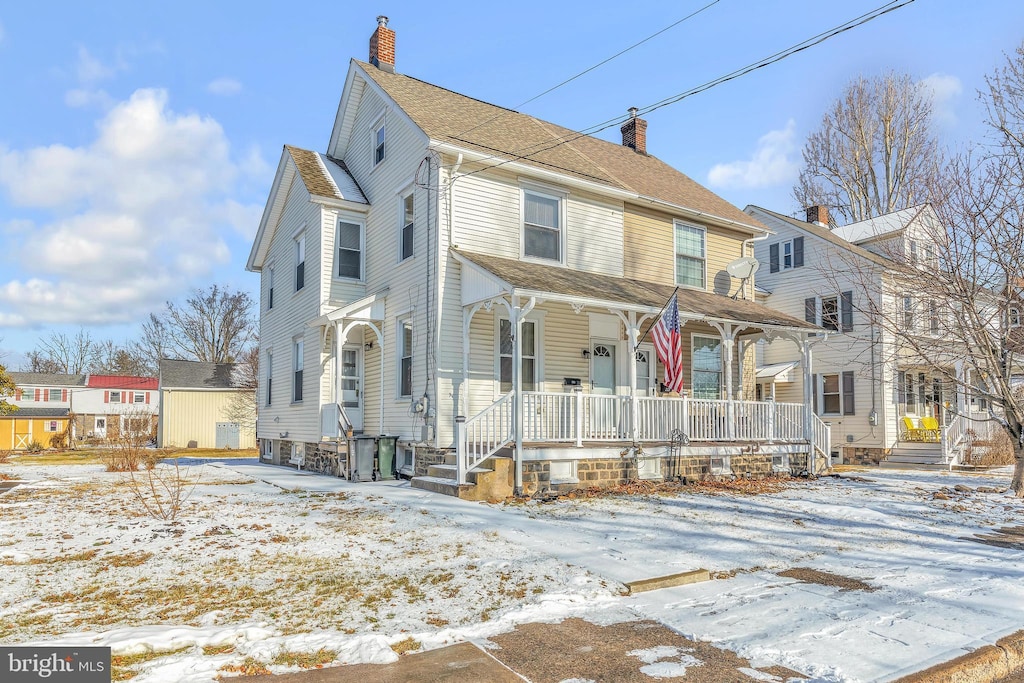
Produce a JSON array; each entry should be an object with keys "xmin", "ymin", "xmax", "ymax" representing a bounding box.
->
[{"xmin": 453, "ymin": 249, "xmax": 819, "ymax": 333}]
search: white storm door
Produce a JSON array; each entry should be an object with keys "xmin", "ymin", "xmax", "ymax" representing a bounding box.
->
[
  {"xmin": 340, "ymin": 345, "xmax": 363, "ymax": 431},
  {"xmin": 591, "ymin": 341, "xmax": 618, "ymax": 436}
]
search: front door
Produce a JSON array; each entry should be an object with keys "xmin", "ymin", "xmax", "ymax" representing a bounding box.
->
[
  {"xmin": 591, "ymin": 340, "xmax": 619, "ymax": 435},
  {"xmin": 340, "ymin": 345, "xmax": 363, "ymax": 431}
]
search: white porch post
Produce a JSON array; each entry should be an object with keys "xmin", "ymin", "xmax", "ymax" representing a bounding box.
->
[
  {"xmin": 335, "ymin": 320, "xmax": 346, "ymax": 422},
  {"xmin": 954, "ymin": 360, "xmax": 966, "ymax": 416},
  {"xmin": 511, "ymin": 295, "xmax": 536, "ymax": 494},
  {"xmin": 627, "ymin": 311, "xmax": 639, "ymax": 443},
  {"xmin": 801, "ymin": 336, "xmax": 815, "ymax": 474}
]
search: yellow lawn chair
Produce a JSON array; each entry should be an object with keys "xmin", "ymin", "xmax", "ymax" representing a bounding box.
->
[
  {"xmin": 919, "ymin": 416, "xmax": 941, "ymax": 442},
  {"xmin": 901, "ymin": 416, "xmax": 927, "ymax": 442}
]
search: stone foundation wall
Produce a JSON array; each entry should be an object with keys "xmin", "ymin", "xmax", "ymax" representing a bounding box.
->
[
  {"xmin": 842, "ymin": 446, "xmax": 887, "ymax": 466},
  {"xmin": 414, "ymin": 449, "xmax": 449, "ymax": 477},
  {"xmin": 306, "ymin": 443, "xmax": 346, "ymax": 477}
]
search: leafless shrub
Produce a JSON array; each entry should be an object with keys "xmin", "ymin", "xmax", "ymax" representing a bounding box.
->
[
  {"xmin": 968, "ymin": 428, "xmax": 1016, "ymax": 467},
  {"xmin": 103, "ymin": 409, "xmax": 155, "ymax": 472},
  {"xmin": 0, "ymin": 450, "xmax": 12, "ymax": 463},
  {"xmin": 125, "ymin": 462, "xmax": 199, "ymax": 521}
]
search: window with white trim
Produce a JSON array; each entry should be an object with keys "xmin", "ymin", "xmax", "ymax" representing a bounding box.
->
[
  {"xmin": 783, "ymin": 240, "xmax": 794, "ymax": 270},
  {"xmin": 821, "ymin": 296, "xmax": 839, "ymax": 331},
  {"xmin": 675, "ymin": 222, "xmax": 706, "ymax": 289},
  {"xmin": 294, "ymin": 233, "xmax": 305, "ymax": 292},
  {"xmin": 398, "ymin": 318, "xmax": 413, "ymax": 397},
  {"xmin": 373, "ymin": 119, "xmax": 386, "ymax": 166},
  {"xmin": 267, "ymin": 266, "xmax": 275, "ymax": 309},
  {"xmin": 499, "ymin": 319, "xmax": 537, "ymax": 392},
  {"xmin": 44, "ymin": 420, "xmax": 59, "ymax": 432},
  {"xmin": 909, "ymin": 239, "xmax": 919, "ymax": 263},
  {"xmin": 133, "ymin": 392, "xmax": 145, "ymax": 404},
  {"xmin": 109, "ymin": 391, "xmax": 122, "ymax": 404},
  {"xmin": 930, "ymin": 301, "xmax": 941, "ymax": 335},
  {"xmin": 46, "ymin": 389, "xmax": 61, "ymax": 402},
  {"xmin": 818, "ymin": 371, "xmax": 855, "ymax": 415},
  {"xmin": 691, "ymin": 335, "xmax": 721, "ymax": 399},
  {"xmin": 336, "ymin": 220, "xmax": 362, "ymax": 279},
  {"xmin": 903, "ymin": 294, "xmax": 915, "ymax": 331},
  {"xmin": 400, "ymin": 193, "xmax": 414, "ymax": 261},
  {"xmin": 292, "ymin": 337, "xmax": 304, "ymax": 403},
  {"xmin": 266, "ymin": 350, "xmax": 273, "ymax": 406},
  {"xmin": 523, "ymin": 189, "xmax": 561, "ymax": 262}
]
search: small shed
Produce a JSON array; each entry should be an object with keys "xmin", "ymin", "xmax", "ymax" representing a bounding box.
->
[
  {"xmin": 157, "ymin": 360, "xmax": 256, "ymax": 449},
  {"xmin": 0, "ymin": 408, "xmax": 70, "ymax": 450}
]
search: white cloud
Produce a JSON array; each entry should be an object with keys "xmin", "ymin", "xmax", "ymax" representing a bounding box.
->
[
  {"xmin": 0, "ymin": 88, "xmax": 261, "ymax": 327},
  {"xmin": 207, "ymin": 77, "xmax": 242, "ymax": 96},
  {"xmin": 707, "ymin": 120, "xmax": 799, "ymax": 190},
  {"xmin": 919, "ymin": 73, "xmax": 963, "ymax": 126},
  {"xmin": 75, "ymin": 46, "xmax": 120, "ymax": 84}
]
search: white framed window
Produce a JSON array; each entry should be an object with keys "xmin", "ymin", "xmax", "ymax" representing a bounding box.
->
[
  {"xmin": 930, "ymin": 301, "xmax": 941, "ymax": 335},
  {"xmin": 691, "ymin": 334, "xmax": 721, "ymax": 399},
  {"xmin": 266, "ymin": 349, "xmax": 273, "ymax": 406},
  {"xmin": 903, "ymin": 294, "xmax": 915, "ymax": 331},
  {"xmin": 909, "ymin": 239, "xmax": 919, "ymax": 263},
  {"xmin": 335, "ymin": 220, "xmax": 363, "ymax": 280},
  {"xmin": 498, "ymin": 318, "xmax": 538, "ymax": 393},
  {"xmin": 1010, "ymin": 307, "xmax": 1021, "ymax": 328},
  {"xmin": 818, "ymin": 371, "xmax": 855, "ymax": 416},
  {"xmin": 260, "ymin": 439, "xmax": 274, "ymax": 460},
  {"xmin": 109, "ymin": 391, "xmax": 122, "ymax": 404},
  {"xmin": 400, "ymin": 192, "xmax": 414, "ymax": 261},
  {"xmin": 267, "ymin": 266, "xmax": 275, "ymax": 310},
  {"xmin": 782, "ymin": 240, "xmax": 794, "ymax": 270},
  {"xmin": 821, "ymin": 296, "xmax": 839, "ymax": 331},
  {"xmin": 292, "ymin": 337, "xmax": 304, "ymax": 403},
  {"xmin": 674, "ymin": 221, "xmax": 706, "ymax": 289},
  {"xmin": 133, "ymin": 392, "xmax": 145, "ymax": 404},
  {"xmin": 710, "ymin": 456, "xmax": 732, "ymax": 475},
  {"xmin": 373, "ymin": 119, "xmax": 386, "ymax": 166},
  {"xmin": 771, "ymin": 453, "xmax": 789, "ymax": 472},
  {"xmin": 822, "ymin": 374, "xmax": 841, "ymax": 414},
  {"xmin": 44, "ymin": 420, "xmax": 59, "ymax": 432},
  {"xmin": 522, "ymin": 188, "xmax": 563, "ymax": 262},
  {"xmin": 294, "ymin": 233, "xmax": 305, "ymax": 292},
  {"xmin": 46, "ymin": 389, "xmax": 61, "ymax": 402},
  {"xmin": 398, "ymin": 317, "xmax": 413, "ymax": 398}
]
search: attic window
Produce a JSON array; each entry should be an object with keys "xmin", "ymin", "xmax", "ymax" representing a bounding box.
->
[{"xmin": 373, "ymin": 120, "xmax": 386, "ymax": 166}]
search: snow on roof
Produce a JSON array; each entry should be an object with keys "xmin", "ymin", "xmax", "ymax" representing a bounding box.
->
[{"xmin": 830, "ymin": 205, "xmax": 926, "ymax": 245}]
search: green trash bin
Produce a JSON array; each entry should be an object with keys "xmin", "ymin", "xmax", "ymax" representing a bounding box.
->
[{"xmin": 376, "ymin": 436, "xmax": 398, "ymax": 480}]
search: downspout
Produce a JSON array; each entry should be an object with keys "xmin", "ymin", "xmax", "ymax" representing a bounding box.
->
[{"xmin": 445, "ymin": 153, "xmax": 464, "ymax": 449}]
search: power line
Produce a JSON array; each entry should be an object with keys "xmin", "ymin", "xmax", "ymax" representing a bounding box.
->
[
  {"xmin": 452, "ymin": 0, "xmax": 916, "ymax": 183},
  {"xmin": 453, "ymin": 0, "xmax": 722, "ymax": 140}
]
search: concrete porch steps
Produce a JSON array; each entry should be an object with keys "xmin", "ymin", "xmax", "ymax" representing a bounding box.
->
[
  {"xmin": 411, "ymin": 456, "xmax": 514, "ymax": 501},
  {"xmin": 882, "ymin": 441, "xmax": 948, "ymax": 469}
]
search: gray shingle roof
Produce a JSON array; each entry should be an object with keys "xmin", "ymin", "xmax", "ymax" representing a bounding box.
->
[
  {"xmin": 356, "ymin": 61, "xmax": 764, "ymax": 231},
  {"xmin": 158, "ymin": 360, "xmax": 245, "ymax": 389},
  {"xmin": 746, "ymin": 206, "xmax": 894, "ymax": 269},
  {"xmin": 454, "ymin": 249, "xmax": 817, "ymax": 331},
  {"xmin": 2, "ymin": 408, "xmax": 70, "ymax": 418},
  {"xmin": 9, "ymin": 373, "xmax": 87, "ymax": 387},
  {"xmin": 284, "ymin": 145, "xmax": 367, "ymax": 204}
]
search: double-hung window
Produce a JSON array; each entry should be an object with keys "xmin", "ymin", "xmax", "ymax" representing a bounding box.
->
[
  {"xmin": 266, "ymin": 350, "xmax": 273, "ymax": 406},
  {"xmin": 373, "ymin": 119, "xmax": 386, "ymax": 166},
  {"xmin": 133, "ymin": 392, "xmax": 145, "ymax": 404},
  {"xmin": 398, "ymin": 318, "xmax": 413, "ymax": 397},
  {"xmin": 336, "ymin": 220, "xmax": 362, "ymax": 279},
  {"xmin": 109, "ymin": 391, "xmax": 122, "ymax": 404},
  {"xmin": 903, "ymin": 295, "xmax": 915, "ymax": 331},
  {"xmin": 295, "ymin": 234, "xmax": 305, "ymax": 292},
  {"xmin": 400, "ymin": 193, "xmax": 414, "ymax": 261},
  {"xmin": 293, "ymin": 338, "xmax": 304, "ymax": 403},
  {"xmin": 267, "ymin": 266, "xmax": 275, "ymax": 309},
  {"xmin": 46, "ymin": 389, "xmax": 61, "ymax": 402},
  {"xmin": 769, "ymin": 237, "xmax": 803, "ymax": 272},
  {"xmin": 498, "ymin": 319, "xmax": 537, "ymax": 392},
  {"xmin": 691, "ymin": 335, "xmax": 721, "ymax": 399},
  {"xmin": 675, "ymin": 222, "xmax": 706, "ymax": 289},
  {"xmin": 821, "ymin": 296, "xmax": 839, "ymax": 331},
  {"xmin": 818, "ymin": 371, "xmax": 855, "ymax": 415},
  {"xmin": 523, "ymin": 189, "xmax": 561, "ymax": 262}
]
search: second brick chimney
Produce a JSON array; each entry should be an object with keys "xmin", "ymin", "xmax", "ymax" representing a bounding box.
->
[
  {"xmin": 620, "ymin": 108, "xmax": 648, "ymax": 155},
  {"xmin": 805, "ymin": 205, "xmax": 829, "ymax": 228},
  {"xmin": 369, "ymin": 16, "xmax": 395, "ymax": 73}
]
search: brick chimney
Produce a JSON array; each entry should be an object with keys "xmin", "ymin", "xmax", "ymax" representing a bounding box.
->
[
  {"xmin": 369, "ymin": 16, "xmax": 395, "ymax": 73},
  {"xmin": 620, "ymin": 107, "xmax": 648, "ymax": 155},
  {"xmin": 805, "ymin": 205, "xmax": 829, "ymax": 228}
]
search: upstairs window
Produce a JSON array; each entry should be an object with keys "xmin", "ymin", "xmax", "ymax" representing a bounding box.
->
[
  {"xmin": 373, "ymin": 120, "xmax": 386, "ymax": 166},
  {"xmin": 769, "ymin": 237, "xmax": 804, "ymax": 272},
  {"xmin": 1010, "ymin": 307, "xmax": 1021, "ymax": 328},
  {"xmin": 109, "ymin": 391, "xmax": 122, "ymax": 404},
  {"xmin": 46, "ymin": 389, "xmax": 61, "ymax": 402},
  {"xmin": 523, "ymin": 189, "xmax": 561, "ymax": 262},
  {"xmin": 821, "ymin": 296, "xmax": 839, "ymax": 331},
  {"xmin": 903, "ymin": 295, "xmax": 915, "ymax": 331},
  {"xmin": 336, "ymin": 221, "xmax": 362, "ymax": 280},
  {"xmin": 805, "ymin": 291, "xmax": 853, "ymax": 332},
  {"xmin": 133, "ymin": 392, "xmax": 145, "ymax": 403},
  {"xmin": 675, "ymin": 222, "xmax": 706, "ymax": 289},
  {"xmin": 930, "ymin": 302, "xmax": 941, "ymax": 335},
  {"xmin": 909, "ymin": 239, "xmax": 919, "ymax": 263},
  {"xmin": 267, "ymin": 266, "xmax": 275, "ymax": 309},
  {"xmin": 295, "ymin": 234, "xmax": 305, "ymax": 292},
  {"xmin": 400, "ymin": 193, "xmax": 414, "ymax": 261}
]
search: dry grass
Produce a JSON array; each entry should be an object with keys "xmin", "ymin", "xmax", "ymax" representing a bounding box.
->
[
  {"xmin": 111, "ymin": 646, "xmax": 192, "ymax": 681},
  {"xmin": 216, "ymin": 656, "xmax": 271, "ymax": 677},
  {"xmin": 390, "ymin": 637, "xmax": 421, "ymax": 655},
  {"xmin": 272, "ymin": 648, "xmax": 338, "ymax": 668},
  {"xmin": 967, "ymin": 428, "xmax": 1017, "ymax": 467}
]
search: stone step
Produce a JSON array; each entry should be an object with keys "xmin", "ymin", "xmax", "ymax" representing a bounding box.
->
[
  {"xmin": 894, "ymin": 441, "xmax": 943, "ymax": 450},
  {"xmin": 888, "ymin": 451, "xmax": 945, "ymax": 463},
  {"xmin": 410, "ymin": 476, "xmax": 475, "ymax": 498},
  {"xmin": 427, "ymin": 463, "xmax": 496, "ymax": 482},
  {"xmin": 879, "ymin": 460, "xmax": 949, "ymax": 471}
]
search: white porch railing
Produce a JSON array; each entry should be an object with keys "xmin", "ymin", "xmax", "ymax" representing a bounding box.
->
[
  {"xmin": 811, "ymin": 413, "xmax": 831, "ymax": 471},
  {"xmin": 320, "ymin": 403, "xmax": 354, "ymax": 439},
  {"xmin": 942, "ymin": 414, "xmax": 999, "ymax": 467},
  {"xmin": 456, "ymin": 391, "xmax": 514, "ymax": 484}
]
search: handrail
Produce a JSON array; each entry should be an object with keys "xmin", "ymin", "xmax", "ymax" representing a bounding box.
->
[{"xmin": 456, "ymin": 391, "xmax": 514, "ymax": 484}]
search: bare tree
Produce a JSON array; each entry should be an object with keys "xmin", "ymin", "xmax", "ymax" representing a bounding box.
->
[
  {"xmin": 223, "ymin": 344, "xmax": 258, "ymax": 432},
  {"xmin": 794, "ymin": 72, "xmax": 942, "ymax": 223},
  {"xmin": 150, "ymin": 285, "xmax": 255, "ymax": 364},
  {"xmin": 92, "ymin": 340, "xmax": 152, "ymax": 377},
  {"xmin": 27, "ymin": 328, "xmax": 100, "ymax": 374}
]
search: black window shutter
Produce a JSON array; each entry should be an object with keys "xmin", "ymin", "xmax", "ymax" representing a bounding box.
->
[
  {"xmin": 812, "ymin": 374, "xmax": 818, "ymax": 414},
  {"xmin": 805, "ymin": 297, "xmax": 817, "ymax": 324},
  {"xmin": 842, "ymin": 371, "xmax": 855, "ymax": 415},
  {"xmin": 769, "ymin": 243, "xmax": 779, "ymax": 273},
  {"xmin": 793, "ymin": 237, "xmax": 804, "ymax": 268},
  {"xmin": 841, "ymin": 291, "xmax": 853, "ymax": 332}
]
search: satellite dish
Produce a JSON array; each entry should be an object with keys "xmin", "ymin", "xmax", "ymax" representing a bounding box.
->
[{"xmin": 726, "ymin": 257, "xmax": 760, "ymax": 280}]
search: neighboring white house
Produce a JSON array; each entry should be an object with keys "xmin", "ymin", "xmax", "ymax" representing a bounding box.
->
[
  {"xmin": 247, "ymin": 17, "xmax": 826, "ymax": 498},
  {"xmin": 747, "ymin": 204, "xmax": 986, "ymax": 467}
]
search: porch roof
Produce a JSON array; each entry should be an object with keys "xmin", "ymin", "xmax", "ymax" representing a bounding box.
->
[
  {"xmin": 757, "ymin": 361, "xmax": 800, "ymax": 382},
  {"xmin": 453, "ymin": 249, "xmax": 819, "ymax": 332}
]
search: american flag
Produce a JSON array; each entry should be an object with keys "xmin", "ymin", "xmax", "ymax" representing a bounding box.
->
[{"xmin": 651, "ymin": 291, "xmax": 684, "ymax": 394}]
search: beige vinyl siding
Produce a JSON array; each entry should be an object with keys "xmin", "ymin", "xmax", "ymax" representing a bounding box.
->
[
  {"xmin": 623, "ymin": 205, "xmax": 753, "ymax": 295},
  {"xmin": 256, "ymin": 168, "xmax": 323, "ymax": 445},
  {"xmin": 161, "ymin": 390, "xmax": 256, "ymax": 449}
]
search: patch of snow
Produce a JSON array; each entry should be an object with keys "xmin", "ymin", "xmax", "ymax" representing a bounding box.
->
[{"xmin": 738, "ymin": 667, "xmax": 782, "ymax": 681}]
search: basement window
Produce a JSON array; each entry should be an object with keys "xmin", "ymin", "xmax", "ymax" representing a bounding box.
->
[{"xmin": 709, "ymin": 456, "xmax": 732, "ymax": 476}]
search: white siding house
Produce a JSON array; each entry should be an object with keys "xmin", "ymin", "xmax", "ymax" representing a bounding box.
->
[{"xmin": 247, "ymin": 17, "xmax": 827, "ymax": 497}]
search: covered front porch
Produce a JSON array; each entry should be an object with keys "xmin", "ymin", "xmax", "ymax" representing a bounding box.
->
[{"xmin": 447, "ymin": 250, "xmax": 829, "ymax": 494}]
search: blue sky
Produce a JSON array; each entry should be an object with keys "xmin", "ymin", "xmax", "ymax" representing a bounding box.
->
[{"xmin": 0, "ymin": 0, "xmax": 1022, "ymax": 365}]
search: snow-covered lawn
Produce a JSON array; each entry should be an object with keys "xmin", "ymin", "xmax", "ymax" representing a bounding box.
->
[{"xmin": 1, "ymin": 460, "xmax": 1022, "ymax": 682}]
